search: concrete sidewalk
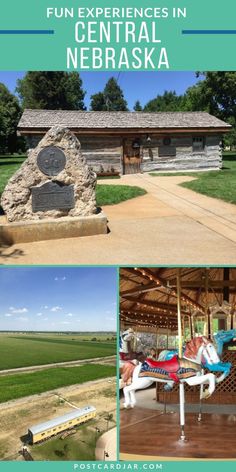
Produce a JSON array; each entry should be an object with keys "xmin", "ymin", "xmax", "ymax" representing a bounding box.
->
[
  {"xmin": 2, "ymin": 174, "xmax": 236, "ymax": 265},
  {"xmin": 95, "ymin": 428, "xmax": 117, "ymax": 461}
]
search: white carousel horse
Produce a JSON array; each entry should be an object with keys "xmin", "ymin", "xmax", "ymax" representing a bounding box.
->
[
  {"xmin": 119, "ymin": 328, "xmax": 143, "ymax": 365},
  {"xmin": 123, "ymin": 336, "xmax": 220, "ymax": 408},
  {"xmin": 158, "ymin": 329, "xmax": 235, "ymax": 383}
]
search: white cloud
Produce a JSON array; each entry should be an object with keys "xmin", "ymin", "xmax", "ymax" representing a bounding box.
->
[
  {"xmin": 60, "ymin": 321, "xmax": 71, "ymax": 325},
  {"xmin": 36, "ymin": 313, "xmax": 42, "ymax": 316},
  {"xmin": 54, "ymin": 276, "xmax": 66, "ymax": 281},
  {"xmin": 18, "ymin": 317, "xmax": 28, "ymax": 322},
  {"xmin": 51, "ymin": 306, "xmax": 62, "ymax": 312},
  {"xmin": 9, "ymin": 307, "xmax": 28, "ymax": 314},
  {"xmin": 42, "ymin": 305, "xmax": 48, "ymax": 310},
  {"xmin": 106, "ymin": 317, "xmax": 115, "ymax": 321},
  {"xmin": 76, "ymin": 319, "xmax": 81, "ymax": 322},
  {"xmin": 43, "ymin": 317, "xmax": 48, "ymax": 321},
  {"xmin": 66, "ymin": 313, "xmax": 73, "ymax": 317},
  {"xmin": 4, "ymin": 313, "xmax": 12, "ymax": 317}
]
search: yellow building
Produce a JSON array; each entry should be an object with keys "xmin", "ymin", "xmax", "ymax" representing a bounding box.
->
[{"xmin": 28, "ymin": 406, "xmax": 96, "ymax": 444}]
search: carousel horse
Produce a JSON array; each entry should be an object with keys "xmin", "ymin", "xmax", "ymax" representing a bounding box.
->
[
  {"xmin": 119, "ymin": 328, "xmax": 143, "ymax": 363},
  {"xmin": 123, "ymin": 336, "xmax": 220, "ymax": 408},
  {"xmin": 119, "ymin": 328, "xmax": 145, "ymax": 389},
  {"xmin": 157, "ymin": 329, "xmax": 235, "ymax": 383}
]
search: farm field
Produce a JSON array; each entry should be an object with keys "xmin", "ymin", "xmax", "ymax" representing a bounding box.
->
[
  {"xmin": 0, "ymin": 377, "xmax": 116, "ymax": 461},
  {"xmin": 0, "ymin": 333, "xmax": 116, "ymax": 370},
  {"xmin": 0, "ymin": 364, "xmax": 116, "ymax": 403}
]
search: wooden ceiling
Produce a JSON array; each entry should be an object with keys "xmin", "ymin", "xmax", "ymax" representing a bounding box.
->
[{"xmin": 120, "ymin": 267, "xmax": 236, "ymax": 332}]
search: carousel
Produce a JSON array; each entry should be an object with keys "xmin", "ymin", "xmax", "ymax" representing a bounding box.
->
[{"xmin": 119, "ymin": 267, "xmax": 236, "ymax": 460}]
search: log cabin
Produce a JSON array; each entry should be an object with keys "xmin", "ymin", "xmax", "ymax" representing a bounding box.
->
[{"xmin": 18, "ymin": 110, "xmax": 231, "ymax": 175}]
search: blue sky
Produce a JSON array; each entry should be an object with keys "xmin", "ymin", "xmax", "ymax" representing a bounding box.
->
[
  {"xmin": 0, "ymin": 267, "xmax": 117, "ymax": 332},
  {"xmin": 0, "ymin": 71, "xmax": 202, "ymax": 109}
]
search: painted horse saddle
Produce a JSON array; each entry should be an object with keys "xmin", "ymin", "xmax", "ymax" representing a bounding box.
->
[
  {"xmin": 146, "ymin": 355, "xmax": 179, "ymax": 372},
  {"xmin": 139, "ymin": 355, "xmax": 201, "ymax": 382}
]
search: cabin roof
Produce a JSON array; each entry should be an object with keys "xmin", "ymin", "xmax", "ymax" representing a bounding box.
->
[
  {"xmin": 18, "ymin": 109, "xmax": 231, "ymax": 132},
  {"xmin": 28, "ymin": 406, "xmax": 96, "ymax": 435}
]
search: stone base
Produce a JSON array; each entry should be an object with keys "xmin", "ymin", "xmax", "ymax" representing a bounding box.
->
[{"xmin": 0, "ymin": 212, "xmax": 107, "ymax": 244}]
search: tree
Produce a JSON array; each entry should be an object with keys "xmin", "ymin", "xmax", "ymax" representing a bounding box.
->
[
  {"xmin": 16, "ymin": 72, "xmax": 86, "ymax": 110},
  {"xmin": 90, "ymin": 77, "xmax": 128, "ymax": 111},
  {"xmin": 185, "ymin": 72, "xmax": 236, "ymax": 148},
  {"xmin": 133, "ymin": 100, "xmax": 143, "ymax": 111},
  {"xmin": 144, "ymin": 91, "xmax": 185, "ymax": 112},
  {"xmin": 0, "ymin": 83, "xmax": 22, "ymax": 154},
  {"xmin": 90, "ymin": 92, "xmax": 106, "ymax": 111}
]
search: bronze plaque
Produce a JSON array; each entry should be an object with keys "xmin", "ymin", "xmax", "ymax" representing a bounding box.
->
[
  {"xmin": 32, "ymin": 182, "xmax": 75, "ymax": 212},
  {"xmin": 37, "ymin": 146, "xmax": 66, "ymax": 176},
  {"xmin": 158, "ymin": 146, "xmax": 176, "ymax": 157}
]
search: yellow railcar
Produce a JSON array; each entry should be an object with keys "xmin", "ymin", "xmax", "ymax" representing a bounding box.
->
[{"xmin": 28, "ymin": 406, "xmax": 96, "ymax": 444}]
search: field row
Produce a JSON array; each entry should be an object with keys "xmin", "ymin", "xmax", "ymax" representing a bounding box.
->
[
  {"xmin": 0, "ymin": 335, "xmax": 116, "ymax": 370},
  {"xmin": 0, "ymin": 364, "xmax": 116, "ymax": 403}
]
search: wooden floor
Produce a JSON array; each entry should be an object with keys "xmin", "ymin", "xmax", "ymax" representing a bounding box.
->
[{"xmin": 120, "ymin": 408, "xmax": 236, "ymax": 460}]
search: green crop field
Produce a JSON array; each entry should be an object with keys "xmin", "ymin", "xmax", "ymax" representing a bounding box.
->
[
  {"xmin": 0, "ymin": 334, "xmax": 116, "ymax": 370},
  {"xmin": 0, "ymin": 364, "xmax": 116, "ymax": 403}
]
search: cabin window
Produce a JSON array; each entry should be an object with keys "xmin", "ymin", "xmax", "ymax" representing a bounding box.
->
[
  {"xmin": 192, "ymin": 137, "xmax": 205, "ymax": 152},
  {"xmin": 41, "ymin": 433, "xmax": 45, "ymax": 437},
  {"xmin": 53, "ymin": 428, "xmax": 56, "ymax": 432}
]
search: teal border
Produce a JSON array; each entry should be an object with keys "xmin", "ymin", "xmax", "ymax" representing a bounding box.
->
[{"xmin": 1, "ymin": 266, "xmax": 236, "ymax": 468}]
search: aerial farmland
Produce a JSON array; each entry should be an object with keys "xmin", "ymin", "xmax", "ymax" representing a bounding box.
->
[{"xmin": 0, "ymin": 267, "xmax": 117, "ymax": 461}]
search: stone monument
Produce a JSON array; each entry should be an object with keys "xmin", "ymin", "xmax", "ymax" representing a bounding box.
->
[{"xmin": 0, "ymin": 127, "xmax": 107, "ymax": 243}]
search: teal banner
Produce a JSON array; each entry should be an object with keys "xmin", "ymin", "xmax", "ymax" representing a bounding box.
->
[
  {"xmin": 0, "ymin": 0, "xmax": 236, "ymax": 70},
  {"xmin": 1, "ymin": 463, "xmax": 236, "ymax": 471}
]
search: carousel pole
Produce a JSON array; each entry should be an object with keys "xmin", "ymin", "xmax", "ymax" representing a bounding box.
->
[
  {"xmin": 198, "ymin": 269, "xmax": 209, "ymax": 422},
  {"xmin": 177, "ymin": 268, "xmax": 186, "ymax": 441}
]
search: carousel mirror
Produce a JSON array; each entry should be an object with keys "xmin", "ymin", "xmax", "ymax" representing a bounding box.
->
[
  {"xmin": 182, "ymin": 314, "xmax": 191, "ymax": 342},
  {"xmin": 191, "ymin": 310, "xmax": 208, "ymax": 337},
  {"xmin": 233, "ymin": 311, "xmax": 236, "ymax": 329},
  {"xmin": 209, "ymin": 301, "xmax": 231, "ymax": 334}
]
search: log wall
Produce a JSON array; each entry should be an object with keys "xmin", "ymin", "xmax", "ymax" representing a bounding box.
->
[
  {"xmin": 141, "ymin": 134, "xmax": 222, "ymax": 172},
  {"xmin": 25, "ymin": 132, "xmax": 222, "ymax": 174}
]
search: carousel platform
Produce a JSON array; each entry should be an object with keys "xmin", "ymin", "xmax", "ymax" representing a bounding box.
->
[{"xmin": 120, "ymin": 408, "xmax": 236, "ymax": 460}]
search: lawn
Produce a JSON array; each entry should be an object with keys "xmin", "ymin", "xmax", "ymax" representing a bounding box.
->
[
  {"xmin": 0, "ymin": 334, "xmax": 116, "ymax": 370},
  {"xmin": 31, "ymin": 426, "xmax": 97, "ymax": 461},
  {"xmin": 0, "ymin": 155, "xmax": 26, "ymax": 196},
  {"xmin": 150, "ymin": 152, "xmax": 236, "ymax": 204},
  {"xmin": 0, "ymin": 363, "xmax": 116, "ymax": 403},
  {"xmin": 96, "ymin": 184, "xmax": 146, "ymax": 205},
  {"xmin": 0, "ymin": 155, "xmax": 146, "ymax": 206}
]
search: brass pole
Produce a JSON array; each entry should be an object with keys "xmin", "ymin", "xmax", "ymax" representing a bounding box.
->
[
  {"xmin": 205, "ymin": 269, "xmax": 209, "ymax": 337},
  {"xmin": 176, "ymin": 268, "xmax": 183, "ymax": 357}
]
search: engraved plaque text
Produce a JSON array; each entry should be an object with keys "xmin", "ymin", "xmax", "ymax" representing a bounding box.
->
[{"xmin": 32, "ymin": 182, "xmax": 75, "ymax": 212}]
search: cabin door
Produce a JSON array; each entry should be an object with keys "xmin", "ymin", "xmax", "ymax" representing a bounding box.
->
[{"xmin": 123, "ymin": 140, "xmax": 141, "ymax": 174}]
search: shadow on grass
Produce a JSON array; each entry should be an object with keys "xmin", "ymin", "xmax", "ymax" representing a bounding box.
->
[{"xmin": 0, "ymin": 160, "xmax": 25, "ymax": 166}]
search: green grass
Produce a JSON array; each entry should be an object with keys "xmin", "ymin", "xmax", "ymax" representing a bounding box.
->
[
  {"xmin": 0, "ymin": 363, "xmax": 115, "ymax": 403},
  {"xmin": 96, "ymin": 184, "xmax": 146, "ymax": 205},
  {"xmin": 32, "ymin": 425, "xmax": 98, "ymax": 461},
  {"xmin": 0, "ymin": 155, "xmax": 26, "ymax": 195},
  {"xmin": 149, "ymin": 153, "xmax": 236, "ymax": 204},
  {"xmin": 0, "ymin": 155, "xmax": 145, "ymax": 207},
  {"xmin": 0, "ymin": 334, "xmax": 115, "ymax": 370}
]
